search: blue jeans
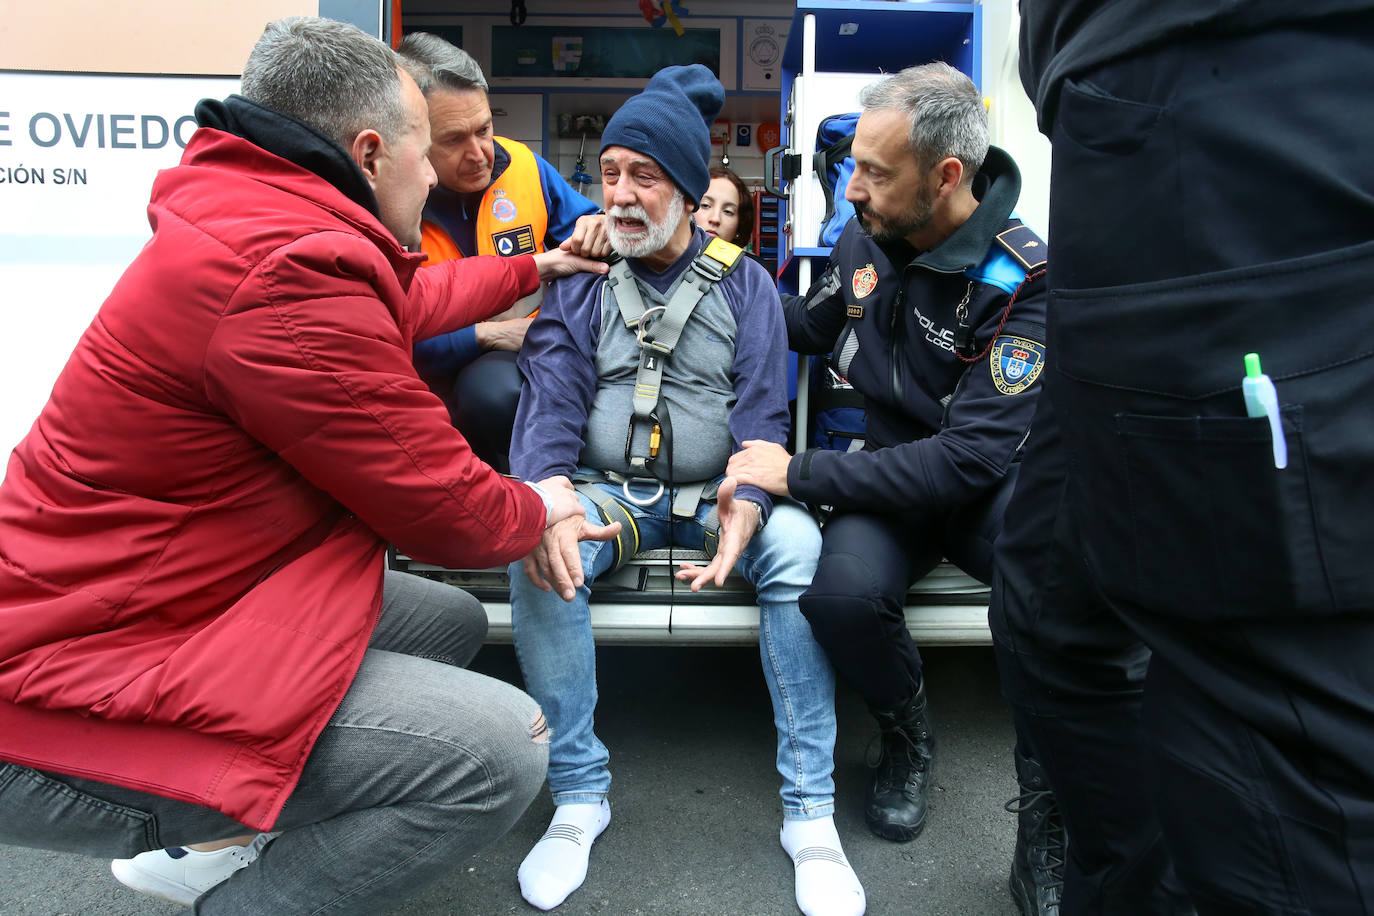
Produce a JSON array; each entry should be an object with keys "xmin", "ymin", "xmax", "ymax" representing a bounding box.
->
[
  {"xmin": 0, "ymin": 571, "xmax": 547, "ymax": 914},
  {"xmin": 510, "ymin": 476, "xmax": 836, "ymax": 820}
]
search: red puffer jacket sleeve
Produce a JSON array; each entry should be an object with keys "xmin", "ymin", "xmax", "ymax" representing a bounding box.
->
[
  {"xmin": 406, "ymin": 249, "xmax": 542, "ymax": 341},
  {"xmin": 203, "ymin": 230, "xmax": 544, "ymax": 568}
]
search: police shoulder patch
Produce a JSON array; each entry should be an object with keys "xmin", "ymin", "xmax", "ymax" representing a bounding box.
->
[
  {"xmin": 995, "ymin": 225, "xmax": 1047, "ymax": 271},
  {"xmin": 989, "ymin": 335, "xmax": 1046, "ymax": 395}
]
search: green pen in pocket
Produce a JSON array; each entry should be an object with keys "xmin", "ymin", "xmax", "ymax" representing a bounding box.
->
[{"xmin": 1241, "ymin": 352, "xmax": 1287, "ymax": 469}]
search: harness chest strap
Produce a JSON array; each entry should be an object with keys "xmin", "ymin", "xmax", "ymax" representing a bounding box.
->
[
  {"xmin": 581, "ymin": 237, "xmax": 743, "ymax": 568},
  {"xmin": 605, "ymin": 237, "xmax": 744, "ymax": 471}
]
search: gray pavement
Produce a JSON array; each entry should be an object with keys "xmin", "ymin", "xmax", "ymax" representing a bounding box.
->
[{"xmin": 0, "ymin": 645, "xmax": 1022, "ymax": 916}]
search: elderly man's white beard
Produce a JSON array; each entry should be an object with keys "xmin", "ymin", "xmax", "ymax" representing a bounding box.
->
[{"xmin": 605, "ymin": 187, "xmax": 686, "ymax": 259}]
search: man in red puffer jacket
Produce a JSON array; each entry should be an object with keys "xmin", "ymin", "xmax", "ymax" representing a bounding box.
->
[{"xmin": 0, "ymin": 16, "xmax": 613, "ymax": 913}]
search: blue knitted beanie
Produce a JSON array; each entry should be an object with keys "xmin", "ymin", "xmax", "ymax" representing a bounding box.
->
[{"xmin": 600, "ymin": 64, "xmax": 724, "ymax": 203}]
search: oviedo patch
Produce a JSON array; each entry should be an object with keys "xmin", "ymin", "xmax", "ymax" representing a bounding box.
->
[{"xmin": 989, "ymin": 336, "xmax": 1046, "ymax": 395}]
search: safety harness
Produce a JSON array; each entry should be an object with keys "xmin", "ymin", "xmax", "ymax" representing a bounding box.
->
[{"xmin": 573, "ymin": 236, "xmax": 744, "ymax": 573}]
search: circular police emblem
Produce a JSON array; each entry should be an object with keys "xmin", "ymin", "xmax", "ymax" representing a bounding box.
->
[
  {"xmin": 852, "ymin": 263, "xmax": 878, "ymax": 299},
  {"xmin": 492, "ymin": 196, "xmax": 518, "ymax": 223}
]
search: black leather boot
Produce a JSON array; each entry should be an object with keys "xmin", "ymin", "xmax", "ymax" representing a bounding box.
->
[
  {"xmin": 864, "ymin": 679, "xmax": 935, "ymax": 842},
  {"xmin": 1005, "ymin": 749, "xmax": 1065, "ymax": 916}
]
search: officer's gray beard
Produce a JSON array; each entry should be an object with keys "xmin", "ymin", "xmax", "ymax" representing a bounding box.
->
[{"xmin": 606, "ymin": 187, "xmax": 686, "ymax": 259}]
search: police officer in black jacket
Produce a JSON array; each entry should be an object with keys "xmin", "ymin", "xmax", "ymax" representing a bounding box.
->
[
  {"xmin": 730, "ymin": 62, "xmax": 1062, "ymax": 916},
  {"xmin": 991, "ymin": 1, "xmax": 1374, "ymax": 913}
]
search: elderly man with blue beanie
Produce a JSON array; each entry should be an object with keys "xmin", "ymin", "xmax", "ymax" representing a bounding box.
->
[{"xmin": 506, "ymin": 65, "xmax": 866, "ymax": 916}]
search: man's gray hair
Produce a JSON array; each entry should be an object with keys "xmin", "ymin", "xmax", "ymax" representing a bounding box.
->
[
  {"xmin": 396, "ymin": 32, "xmax": 489, "ymax": 96},
  {"xmin": 859, "ymin": 62, "xmax": 989, "ymax": 183},
  {"xmin": 240, "ymin": 17, "xmax": 406, "ymax": 151}
]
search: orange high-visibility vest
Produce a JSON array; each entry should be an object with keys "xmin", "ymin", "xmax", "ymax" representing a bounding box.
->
[{"xmin": 420, "ymin": 138, "xmax": 550, "ymax": 266}]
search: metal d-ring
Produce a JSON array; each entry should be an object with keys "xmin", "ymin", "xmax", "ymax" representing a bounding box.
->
[
  {"xmin": 635, "ymin": 305, "xmax": 668, "ymax": 347},
  {"xmin": 621, "ymin": 477, "xmax": 665, "ymax": 506}
]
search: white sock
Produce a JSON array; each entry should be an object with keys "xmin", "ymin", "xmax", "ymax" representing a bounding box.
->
[
  {"xmin": 517, "ymin": 800, "xmax": 611, "ymax": 910},
  {"xmin": 780, "ymin": 816, "xmax": 866, "ymax": 916}
]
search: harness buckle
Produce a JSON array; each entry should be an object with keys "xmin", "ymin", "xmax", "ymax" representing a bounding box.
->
[
  {"xmin": 624, "ymin": 410, "xmax": 664, "ymax": 472},
  {"xmin": 692, "ymin": 258, "xmax": 725, "ymax": 284},
  {"xmin": 635, "ymin": 305, "xmax": 672, "ymax": 352},
  {"xmin": 695, "ymin": 237, "xmax": 743, "ymax": 283}
]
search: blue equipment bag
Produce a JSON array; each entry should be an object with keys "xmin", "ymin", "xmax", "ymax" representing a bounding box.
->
[
  {"xmin": 813, "ymin": 112, "xmax": 859, "ymax": 247},
  {"xmin": 808, "ymin": 356, "xmax": 866, "ymax": 452}
]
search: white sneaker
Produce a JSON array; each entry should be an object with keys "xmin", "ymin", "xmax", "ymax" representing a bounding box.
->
[{"xmin": 111, "ymin": 832, "xmax": 275, "ymax": 905}]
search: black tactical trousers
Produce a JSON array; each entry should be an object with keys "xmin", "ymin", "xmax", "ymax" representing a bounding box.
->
[
  {"xmin": 991, "ymin": 13, "xmax": 1374, "ymax": 915},
  {"xmin": 801, "ymin": 467, "xmax": 1015, "ymax": 710}
]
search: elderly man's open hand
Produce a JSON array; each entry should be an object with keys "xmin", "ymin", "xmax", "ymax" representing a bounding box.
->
[
  {"xmin": 674, "ymin": 476, "xmax": 760, "ymax": 592},
  {"xmin": 522, "ymin": 476, "xmax": 620, "ymax": 601}
]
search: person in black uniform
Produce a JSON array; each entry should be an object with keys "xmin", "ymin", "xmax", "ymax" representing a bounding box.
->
[
  {"xmin": 991, "ymin": 2, "xmax": 1374, "ymax": 913},
  {"xmin": 730, "ymin": 62, "xmax": 1063, "ymax": 916}
]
